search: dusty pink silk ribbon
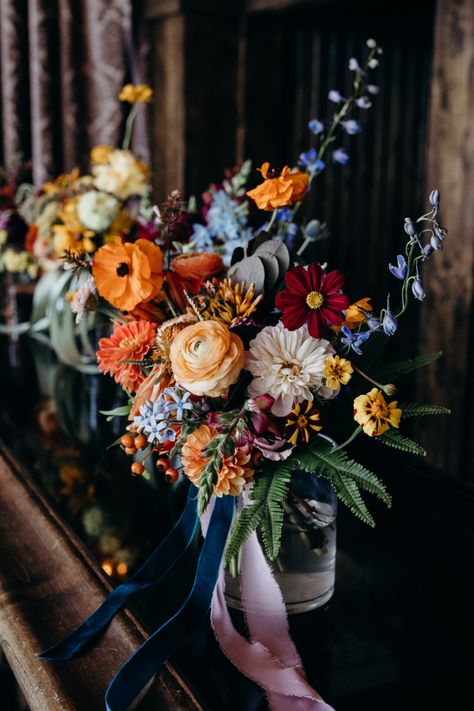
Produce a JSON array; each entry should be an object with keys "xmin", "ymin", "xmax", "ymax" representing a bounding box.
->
[{"xmin": 201, "ymin": 501, "xmax": 335, "ymax": 711}]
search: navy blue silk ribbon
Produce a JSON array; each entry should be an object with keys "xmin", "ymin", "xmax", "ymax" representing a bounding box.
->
[
  {"xmin": 39, "ymin": 484, "xmax": 199, "ymax": 661},
  {"xmin": 105, "ymin": 495, "xmax": 235, "ymax": 711}
]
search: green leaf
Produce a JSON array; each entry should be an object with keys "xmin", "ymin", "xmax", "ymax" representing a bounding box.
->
[
  {"xmin": 376, "ymin": 429, "xmax": 426, "ymax": 456},
  {"xmin": 400, "ymin": 403, "xmax": 451, "ymax": 419},
  {"xmin": 225, "ymin": 459, "xmax": 293, "ymax": 563},
  {"xmin": 376, "ymin": 351, "xmax": 442, "ymax": 381},
  {"xmin": 99, "ymin": 404, "xmax": 132, "ymax": 421},
  {"xmin": 198, "ymin": 454, "xmax": 222, "ymax": 515}
]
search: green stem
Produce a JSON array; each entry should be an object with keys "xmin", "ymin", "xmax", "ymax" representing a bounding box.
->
[
  {"xmin": 266, "ymin": 208, "xmax": 278, "ymax": 232},
  {"xmin": 332, "ymin": 426, "xmax": 362, "ymax": 452},
  {"xmin": 122, "ymin": 104, "xmax": 140, "ymax": 150}
]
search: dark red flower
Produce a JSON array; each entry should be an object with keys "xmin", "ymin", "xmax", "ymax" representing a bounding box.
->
[{"xmin": 275, "ymin": 262, "xmax": 350, "ymax": 338}]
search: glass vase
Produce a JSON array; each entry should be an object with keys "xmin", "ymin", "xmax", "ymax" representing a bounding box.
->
[{"xmin": 225, "ymin": 472, "xmax": 337, "ymax": 614}]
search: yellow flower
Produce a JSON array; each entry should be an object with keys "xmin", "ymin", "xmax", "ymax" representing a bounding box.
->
[
  {"xmin": 200, "ymin": 278, "xmax": 263, "ymax": 325},
  {"xmin": 285, "ymin": 401, "xmax": 322, "ymax": 445},
  {"xmin": 353, "ymin": 387, "xmax": 402, "ymax": 437},
  {"xmin": 0, "ymin": 229, "xmax": 7, "ymax": 246},
  {"xmin": 91, "ymin": 145, "xmax": 113, "ymax": 165},
  {"xmin": 42, "ymin": 168, "xmax": 81, "ymax": 194},
  {"xmin": 324, "ymin": 355, "xmax": 353, "ymax": 390},
  {"xmin": 335, "ymin": 297, "xmax": 372, "ymax": 331},
  {"xmin": 52, "ymin": 198, "xmax": 96, "ymax": 255},
  {"xmin": 119, "ymin": 84, "xmax": 153, "ymax": 103},
  {"xmin": 92, "ymin": 149, "xmax": 150, "ymax": 199},
  {"xmin": 104, "ymin": 209, "xmax": 133, "ymax": 243}
]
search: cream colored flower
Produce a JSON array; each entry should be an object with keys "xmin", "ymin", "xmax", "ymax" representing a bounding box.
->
[
  {"xmin": 245, "ymin": 324, "xmax": 335, "ymax": 417},
  {"xmin": 92, "ymin": 149, "xmax": 150, "ymax": 199},
  {"xmin": 76, "ymin": 191, "xmax": 120, "ymax": 232},
  {"xmin": 169, "ymin": 320, "xmax": 245, "ymax": 397}
]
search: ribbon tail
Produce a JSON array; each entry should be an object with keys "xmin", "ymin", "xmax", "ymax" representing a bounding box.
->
[
  {"xmin": 39, "ymin": 484, "xmax": 199, "ymax": 661},
  {"xmin": 104, "ymin": 495, "xmax": 234, "ymax": 711}
]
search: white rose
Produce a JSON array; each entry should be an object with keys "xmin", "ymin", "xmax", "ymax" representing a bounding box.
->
[{"xmin": 77, "ymin": 191, "xmax": 120, "ymax": 232}]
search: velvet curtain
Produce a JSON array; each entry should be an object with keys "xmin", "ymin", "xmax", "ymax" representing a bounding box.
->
[{"xmin": 0, "ymin": 0, "xmax": 149, "ymax": 186}]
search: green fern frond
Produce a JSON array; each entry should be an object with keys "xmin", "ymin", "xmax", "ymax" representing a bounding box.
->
[
  {"xmin": 225, "ymin": 459, "xmax": 292, "ymax": 563},
  {"xmin": 400, "ymin": 403, "xmax": 451, "ymax": 419},
  {"xmin": 376, "ymin": 351, "xmax": 442, "ymax": 381},
  {"xmin": 376, "ymin": 429, "xmax": 426, "ymax": 456}
]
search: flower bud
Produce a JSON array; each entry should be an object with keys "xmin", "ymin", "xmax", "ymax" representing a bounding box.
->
[
  {"xmin": 404, "ymin": 218, "xmax": 416, "ymax": 236},
  {"xmin": 434, "ymin": 224, "xmax": 447, "ymax": 241},
  {"xmin": 366, "ymin": 38, "xmax": 377, "ymax": 48},
  {"xmin": 411, "ymin": 276, "xmax": 425, "ymax": 301},
  {"xmin": 382, "ymin": 383, "xmax": 397, "ymax": 397},
  {"xmin": 430, "ymin": 234, "xmax": 443, "ymax": 251},
  {"xmin": 423, "ymin": 244, "xmax": 434, "ymax": 257},
  {"xmin": 429, "ymin": 189, "xmax": 440, "ymax": 207},
  {"xmin": 382, "ymin": 295, "xmax": 398, "ymax": 336}
]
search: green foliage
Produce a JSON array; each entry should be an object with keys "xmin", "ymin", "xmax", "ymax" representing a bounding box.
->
[
  {"xmin": 198, "ymin": 454, "xmax": 222, "ymax": 516},
  {"xmin": 225, "ymin": 459, "xmax": 293, "ymax": 563},
  {"xmin": 99, "ymin": 403, "xmax": 132, "ymax": 421},
  {"xmin": 376, "ymin": 351, "xmax": 442, "ymax": 381},
  {"xmin": 295, "ymin": 442, "xmax": 391, "ymax": 526},
  {"xmin": 400, "ymin": 403, "xmax": 451, "ymax": 419},
  {"xmin": 376, "ymin": 429, "xmax": 426, "ymax": 456}
]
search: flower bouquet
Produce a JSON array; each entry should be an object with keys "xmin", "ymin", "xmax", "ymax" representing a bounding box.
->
[
  {"xmin": 0, "ymin": 84, "xmax": 158, "ymax": 368},
  {"xmin": 40, "ymin": 41, "xmax": 450, "ymax": 711}
]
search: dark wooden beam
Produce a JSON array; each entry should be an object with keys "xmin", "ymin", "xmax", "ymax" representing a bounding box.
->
[
  {"xmin": 0, "ymin": 443, "xmax": 203, "ymax": 711},
  {"xmin": 417, "ymin": 0, "xmax": 474, "ymax": 476}
]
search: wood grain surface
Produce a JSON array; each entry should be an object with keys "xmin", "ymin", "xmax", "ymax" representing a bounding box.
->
[{"xmin": 0, "ymin": 443, "xmax": 203, "ymax": 711}]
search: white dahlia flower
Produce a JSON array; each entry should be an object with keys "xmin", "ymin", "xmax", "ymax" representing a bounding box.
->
[
  {"xmin": 245, "ymin": 324, "xmax": 335, "ymax": 417},
  {"xmin": 77, "ymin": 190, "xmax": 120, "ymax": 232}
]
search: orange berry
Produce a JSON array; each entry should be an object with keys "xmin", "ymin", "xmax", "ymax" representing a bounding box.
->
[
  {"xmin": 121, "ymin": 433, "xmax": 135, "ymax": 448},
  {"xmin": 164, "ymin": 467, "xmax": 179, "ymax": 483},
  {"xmin": 131, "ymin": 462, "xmax": 145, "ymax": 476},
  {"xmin": 134, "ymin": 434, "xmax": 147, "ymax": 450},
  {"xmin": 155, "ymin": 457, "xmax": 170, "ymax": 471},
  {"xmin": 125, "ymin": 446, "xmax": 137, "ymax": 456}
]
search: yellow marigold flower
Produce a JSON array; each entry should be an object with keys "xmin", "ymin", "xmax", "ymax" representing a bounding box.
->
[
  {"xmin": 353, "ymin": 387, "xmax": 402, "ymax": 437},
  {"xmin": 324, "ymin": 355, "xmax": 353, "ymax": 390},
  {"xmin": 119, "ymin": 83, "xmax": 153, "ymax": 103},
  {"xmin": 285, "ymin": 401, "xmax": 322, "ymax": 445},
  {"xmin": 90, "ymin": 145, "xmax": 113, "ymax": 165},
  {"xmin": 52, "ymin": 198, "xmax": 96, "ymax": 255},
  {"xmin": 246, "ymin": 162, "xmax": 309, "ymax": 211},
  {"xmin": 335, "ymin": 297, "xmax": 372, "ymax": 332},
  {"xmin": 42, "ymin": 167, "xmax": 81, "ymax": 194}
]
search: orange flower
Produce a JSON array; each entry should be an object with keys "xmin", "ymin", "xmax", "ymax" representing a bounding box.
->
[
  {"xmin": 91, "ymin": 145, "xmax": 113, "ymax": 165},
  {"xmin": 181, "ymin": 424, "xmax": 254, "ymax": 497},
  {"xmin": 169, "ymin": 320, "xmax": 245, "ymax": 397},
  {"xmin": 129, "ymin": 363, "xmax": 171, "ymax": 421},
  {"xmin": 119, "ymin": 84, "xmax": 153, "ymax": 103},
  {"xmin": 335, "ymin": 297, "xmax": 372, "ymax": 332},
  {"xmin": 171, "ymin": 252, "xmax": 224, "ymax": 281},
  {"xmin": 97, "ymin": 320, "xmax": 157, "ymax": 393},
  {"xmin": 246, "ymin": 162, "xmax": 309, "ymax": 211},
  {"xmin": 92, "ymin": 238, "xmax": 163, "ymax": 311}
]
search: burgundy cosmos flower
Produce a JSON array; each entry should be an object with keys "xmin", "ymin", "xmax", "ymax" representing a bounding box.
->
[{"xmin": 275, "ymin": 262, "xmax": 350, "ymax": 338}]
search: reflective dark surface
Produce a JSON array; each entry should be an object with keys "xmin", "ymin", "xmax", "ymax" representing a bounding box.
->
[{"xmin": 0, "ymin": 333, "xmax": 472, "ymax": 711}]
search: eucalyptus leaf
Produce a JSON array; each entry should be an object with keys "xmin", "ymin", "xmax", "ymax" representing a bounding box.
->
[
  {"xmin": 254, "ymin": 239, "xmax": 290, "ymax": 274},
  {"xmin": 228, "ymin": 256, "xmax": 266, "ymax": 294}
]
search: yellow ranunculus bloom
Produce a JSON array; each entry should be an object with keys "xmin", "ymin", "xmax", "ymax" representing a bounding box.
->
[
  {"xmin": 353, "ymin": 387, "xmax": 402, "ymax": 437},
  {"xmin": 118, "ymin": 84, "xmax": 153, "ymax": 104}
]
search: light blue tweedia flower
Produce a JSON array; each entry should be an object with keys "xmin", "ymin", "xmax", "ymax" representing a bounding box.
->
[
  {"xmin": 328, "ymin": 90, "xmax": 344, "ymax": 103},
  {"xmin": 340, "ymin": 326, "xmax": 371, "ymax": 356},
  {"xmin": 389, "ymin": 254, "xmax": 408, "ymax": 280},
  {"xmin": 382, "ymin": 294, "xmax": 398, "ymax": 336},
  {"xmin": 332, "ymin": 148, "xmax": 349, "ymax": 165},
  {"xmin": 308, "ymin": 119, "xmax": 324, "ymax": 135},
  {"xmin": 144, "ymin": 415, "xmax": 167, "ymax": 444},
  {"xmin": 356, "ymin": 96, "xmax": 372, "ymax": 109},
  {"xmin": 133, "ymin": 400, "xmax": 154, "ymax": 433},
  {"xmin": 341, "ymin": 120, "xmax": 361, "ymax": 135},
  {"xmin": 191, "ymin": 223, "xmax": 213, "ymax": 250},
  {"xmin": 162, "ymin": 387, "xmax": 194, "ymax": 421},
  {"xmin": 299, "ymin": 148, "xmax": 325, "ymax": 174}
]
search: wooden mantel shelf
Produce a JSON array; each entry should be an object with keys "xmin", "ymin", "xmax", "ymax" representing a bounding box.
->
[{"xmin": 0, "ymin": 443, "xmax": 203, "ymax": 711}]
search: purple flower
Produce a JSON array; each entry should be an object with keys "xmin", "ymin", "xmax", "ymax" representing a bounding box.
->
[
  {"xmin": 423, "ymin": 244, "xmax": 434, "ymax": 258},
  {"xmin": 348, "ymin": 58, "xmax": 360, "ymax": 71},
  {"xmin": 277, "ymin": 207, "xmax": 292, "ymax": 223},
  {"xmin": 332, "ymin": 147, "xmax": 349, "ymax": 165},
  {"xmin": 434, "ymin": 224, "xmax": 446, "ymax": 241},
  {"xmin": 341, "ymin": 120, "xmax": 361, "ymax": 135},
  {"xmin": 367, "ymin": 85, "xmax": 379, "ymax": 95},
  {"xmin": 356, "ymin": 96, "xmax": 372, "ymax": 109},
  {"xmin": 328, "ymin": 90, "xmax": 344, "ymax": 103},
  {"xmin": 430, "ymin": 234, "xmax": 443, "ymax": 251},
  {"xmin": 382, "ymin": 295, "xmax": 398, "ymax": 336},
  {"xmin": 411, "ymin": 272, "xmax": 425, "ymax": 301},
  {"xmin": 340, "ymin": 326, "xmax": 371, "ymax": 355},
  {"xmin": 429, "ymin": 189, "xmax": 440, "ymax": 207},
  {"xmin": 404, "ymin": 218, "xmax": 416, "ymax": 237},
  {"xmin": 299, "ymin": 148, "xmax": 325, "ymax": 174},
  {"xmin": 389, "ymin": 254, "xmax": 408, "ymax": 280},
  {"xmin": 308, "ymin": 119, "xmax": 324, "ymax": 135}
]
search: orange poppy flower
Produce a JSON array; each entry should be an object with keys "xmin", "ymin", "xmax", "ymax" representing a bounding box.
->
[
  {"xmin": 92, "ymin": 238, "xmax": 163, "ymax": 312},
  {"xmin": 97, "ymin": 319, "xmax": 157, "ymax": 393},
  {"xmin": 334, "ymin": 297, "xmax": 372, "ymax": 332},
  {"xmin": 171, "ymin": 252, "xmax": 224, "ymax": 281},
  {"xmin": 246, "ymin": 162, "xmax": 309, "ymax": 211}
]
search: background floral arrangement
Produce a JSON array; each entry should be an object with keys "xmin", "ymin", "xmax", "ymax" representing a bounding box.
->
[
  {"xmin": 64, "ymin": 41, "xmax": 450, "ymax": 567},
  {"xmin": 0, "ymin": 162, "xmax": 38, "ymax": 280}
]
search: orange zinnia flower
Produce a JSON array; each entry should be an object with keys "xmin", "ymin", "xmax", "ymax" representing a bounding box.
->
[
  {"xmin": 246, "ymin": 162, "xmax": 309, "ymax": 211},
  {"xmin": 181, "ymin": 424, "xmax": 254, "ymax": 497},
  {"xmin": 97, "ymin": 320, "xmax": 157, "ymax": 393},
  {"xmin": 92, "ymin": 238, "xmax": 163, "ymax": 311}
]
